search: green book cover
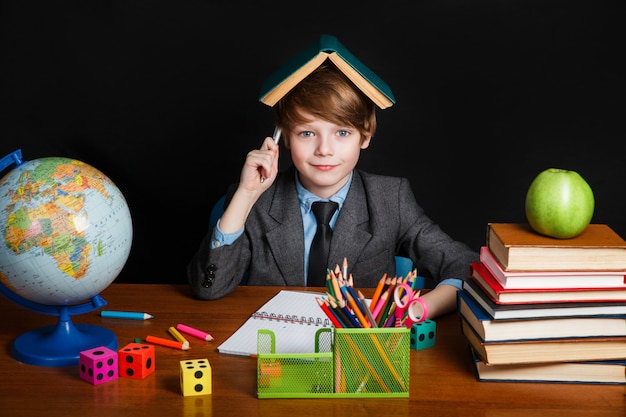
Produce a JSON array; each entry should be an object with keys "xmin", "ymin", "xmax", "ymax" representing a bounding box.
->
[{"xmin": 259, "ymin": 34, "xmax": 395, "ymax": 108}]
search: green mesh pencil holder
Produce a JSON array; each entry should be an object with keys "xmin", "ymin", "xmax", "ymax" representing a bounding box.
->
[{"xmin": 256, "ymin": 327, "xmax": 410, "ymax": 398}]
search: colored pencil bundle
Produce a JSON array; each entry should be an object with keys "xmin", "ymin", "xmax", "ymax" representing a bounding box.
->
[{"xmin": 318, "ymin": 257, "xmax": 419, "ymax": 329}]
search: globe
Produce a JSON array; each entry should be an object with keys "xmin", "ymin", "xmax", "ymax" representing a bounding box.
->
[{"xmin": 0, "ymin": 149, "xmax": 133, "ymax": 366}]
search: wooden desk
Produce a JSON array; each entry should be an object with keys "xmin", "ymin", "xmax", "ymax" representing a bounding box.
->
[{"xmin": 0, "ymin": 284, "xmax": 624, "ymax": 417}]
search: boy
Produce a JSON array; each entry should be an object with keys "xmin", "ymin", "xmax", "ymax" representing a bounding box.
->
[{"xmin": 188, "ymin": 53, "xmax": 478, "ymax": 320}]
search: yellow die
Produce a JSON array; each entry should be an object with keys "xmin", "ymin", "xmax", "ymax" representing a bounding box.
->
[{"xmin": 180, "ymin": 359, "xmax": 212, "ymax": 396}]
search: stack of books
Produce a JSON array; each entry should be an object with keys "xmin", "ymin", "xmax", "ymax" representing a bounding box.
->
[{"xmin": 458, "ymin": 223, "xmax": 626, "ymax": 384}]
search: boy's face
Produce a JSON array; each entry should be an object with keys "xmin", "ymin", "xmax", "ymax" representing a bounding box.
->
[{"xmin": 286, "ymin": 110, "xmax": 370, "ymax": 199}]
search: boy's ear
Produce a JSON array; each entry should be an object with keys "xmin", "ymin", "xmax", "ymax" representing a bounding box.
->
[{"xmin": 360, "ymin": 135, "xmax": 372, "ymax": 149}]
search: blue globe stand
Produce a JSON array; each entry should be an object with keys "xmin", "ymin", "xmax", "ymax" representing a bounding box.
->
[{"xmin": 0, "ymin": 283, "xmax": 118, "ymax": 367}]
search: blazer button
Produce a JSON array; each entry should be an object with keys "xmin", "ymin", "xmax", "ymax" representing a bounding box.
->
[{"xmin": 202, "ymin": 264, "xmax": 217, "ymax": 288}]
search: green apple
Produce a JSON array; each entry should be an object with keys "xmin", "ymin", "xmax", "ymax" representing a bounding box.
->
[{"xmin": 525, "ymin": 168, "xmax": 595, "ymax": 239}]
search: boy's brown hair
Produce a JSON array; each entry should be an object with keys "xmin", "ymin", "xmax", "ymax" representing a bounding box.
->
[{"xmin": 274, "ymin": 62, "xmax": 377, "ymax": 146}]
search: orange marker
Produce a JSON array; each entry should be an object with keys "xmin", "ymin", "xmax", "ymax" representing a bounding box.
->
[{"xmin": 146, "ymin": 335, "xmax": 190, "ymax": 350}]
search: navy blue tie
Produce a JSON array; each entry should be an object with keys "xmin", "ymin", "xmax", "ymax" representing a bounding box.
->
[{"xmin": 308, "ymin": 201, "xmax": 338, "ymax": 287}]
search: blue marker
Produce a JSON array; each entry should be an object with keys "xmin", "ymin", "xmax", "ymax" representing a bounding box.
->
[{"xmin": 100, "ymin": 310, "xmax": 153, "ymax": 320}]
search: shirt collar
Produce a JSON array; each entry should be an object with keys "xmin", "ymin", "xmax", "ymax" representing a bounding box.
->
[{"xmin": 296, "ymin": 170, "xmax": 352, "ymax": 213}]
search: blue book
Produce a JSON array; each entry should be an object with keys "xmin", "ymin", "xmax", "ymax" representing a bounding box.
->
[
  {"xmin": 462, "ymin": 277, "xmax": 626, "ymax": 320},
  {"xmin": 457, "ymin": 290, "xmax": 626, "ymax": 342}
]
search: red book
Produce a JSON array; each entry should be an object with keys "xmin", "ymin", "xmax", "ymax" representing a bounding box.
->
[
  {"xmin": 480, "ymin": 246, "xmax": 626, "ymax": 290},
  {"xmin": 469, "ymin": 261, "xmax": 626, "ymax": 304}
]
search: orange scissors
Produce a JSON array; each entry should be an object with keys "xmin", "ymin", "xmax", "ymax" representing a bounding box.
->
[{"xmin": 393, "ymin": 283, "xmax": 427, "ymax": 328}]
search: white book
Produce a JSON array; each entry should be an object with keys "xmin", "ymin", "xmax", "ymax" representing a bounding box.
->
[{"xmin": 462, "ymin": 279, "xmax": 626, "ymax": 320}]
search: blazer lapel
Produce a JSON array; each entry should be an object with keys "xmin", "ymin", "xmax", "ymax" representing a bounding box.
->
[
  {"xmin": 329, "ymin": 171, "xmax": 371, "ymax": 268},
  {"xmin": 265, "ymin": 171, "xmax": 307, "ymax": 285}
]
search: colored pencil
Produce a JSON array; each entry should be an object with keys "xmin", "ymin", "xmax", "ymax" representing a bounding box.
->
[
  {"xmin": 377, "ymin": 297, "xmax": 395, "ymax": 327},
  {"xmin": 379, "ymin": 276, "xmax": 393, "ymax": 302},
  {"xmin": 409, "ymin": 269, "xmax": 419, "ymax": 290},
  {"xmin": 146, "ymin": 335, "xmax": 190, "ymax": 350},
  {"xmin": 335, "ymin": 262, "xmax": 342, "ymax": 275},
  {"xmin": 377, "ymin": 278, "xmax": 398, "ymax": 326},
  {"xmin": 334, "ymin": 298, "xmax": 358, "ymax": 328},
  {"xmin": 357, "ymin": 289, "xmax": 378, "ymax": 328},
  {"xmin": 369, "ymin": 274, "xmax": 387, "ymax": 312},
  {"xmin": 168, "ymin": 326, "xmax": 189, "ymax": 344},
  {"xmin": 324, "ymin": 294, "xmax": 348, "ymax": 326},
  {"xmin": 100, "ymin": 310, "xmax": 153, "ymax": 320},
  {"xmin": 380, "ymin": 302, "xmax": 397, "ymax": 327},
  {"xmin": 326, "ymin": 270, "xmax": 335, "ymax": 299},
  {"xmin": 371, "ymin": 290, "xmax": 390, "ymax": 321},
  {"xmin": 330, "ymin": 270, "xmax": 343, "ymax": 303},
  {"xmin": 329, "ymin": 298, "xmax": 354, "ymax": 328},
  {"xmin": 342, "ymin": 285, "xmax": 370, "ymax": 328},
  {"xmin": 375, "ymin": 279, "xmax": 396, "ymax": 318},
  {"xmin": 176, "ymin": 323, "xmax": 214, "ymax": 341},
  {"xmin": 316, "ymin": 297, "xmax": 343, "ymax": 328}
]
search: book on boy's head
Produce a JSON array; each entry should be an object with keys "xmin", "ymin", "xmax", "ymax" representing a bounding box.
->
[
  {"xmin": 259, "ymin": 34, "xmax": 395, "ymax": 109},
  {"xmin": 479, "ymin": 246, "xmax": 626, "ymax": 289},
  {"xmin": 469, "ymin": 261, "xmax": 626, "ymax": 304},
  {"xmin": 460, "ymin": 318, "xmax": 626, "ymax": 365},
  {"xmin": 462, "ymin": 278, "xmax": 626, "ymax": 320},
  {"xmin": 486, "ymin": 223, "xmax": 626, "ymax": 271},
  {"xmin": 457, "ymin": 290, "xmax": 626, "ymax": 342},
  {"xmin": 468, "ymin": 348, "xmax": 626, "ymax": 385}
]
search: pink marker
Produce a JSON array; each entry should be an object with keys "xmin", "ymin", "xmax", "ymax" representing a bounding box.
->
[{"xmin": 176, "ymin": 323, "xmax": 214, "ymax": 342}]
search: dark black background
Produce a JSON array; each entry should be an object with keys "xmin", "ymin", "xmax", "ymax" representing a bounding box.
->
[{"xmin": 3, "ymin": 1, "xmax": 625, "ymax": 284}]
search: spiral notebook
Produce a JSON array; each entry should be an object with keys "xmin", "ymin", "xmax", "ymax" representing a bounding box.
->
[{"xmin": 217, "ymin": 289, "xmax": 333, "ymax": 356}]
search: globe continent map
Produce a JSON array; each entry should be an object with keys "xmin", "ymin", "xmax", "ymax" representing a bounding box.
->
[{"xmin": 0, "ymin": 156, "xmax": 132, "ymax": 306}]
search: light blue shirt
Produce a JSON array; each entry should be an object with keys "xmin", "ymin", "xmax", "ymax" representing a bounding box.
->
[{"xmin": 298, "ymin": 172, "xmax": 350, "ymax": 285}]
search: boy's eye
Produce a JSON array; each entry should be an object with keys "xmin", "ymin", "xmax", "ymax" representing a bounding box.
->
[
  {"xmin": 300, "ymin": 131, "xmax": 314, "ymax": 137},
  {"xmin": 337, "ymin": 130, "xmax": 350, "ymax": 137}
]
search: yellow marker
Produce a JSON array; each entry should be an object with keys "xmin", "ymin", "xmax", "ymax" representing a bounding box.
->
[{"xmin": 168, "ymin": 326, "xmax": 189, "ymax": 345}]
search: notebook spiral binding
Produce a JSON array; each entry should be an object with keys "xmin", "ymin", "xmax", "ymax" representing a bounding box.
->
[{"xmin": 253, "ymin": 311, "xmax": 332, "ymax": 327}]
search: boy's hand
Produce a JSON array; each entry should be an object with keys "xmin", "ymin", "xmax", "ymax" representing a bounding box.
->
[
  {"xmin": 241, "ymin": 136, "xmax": 279, "ymax": 191},
  {"xmin": 219, "ymin": 136, "xmax": 280, "ymax": 234}
]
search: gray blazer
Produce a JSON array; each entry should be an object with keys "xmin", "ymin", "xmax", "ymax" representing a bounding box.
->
[{"xmin": 187, "ymin": 167, "xmax": 478, "ymax": 300}]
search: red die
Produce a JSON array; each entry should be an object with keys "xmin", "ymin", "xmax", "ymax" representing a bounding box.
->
[{"xmin": 118, "ymin": 343, "xmax": 155, "ymax": 379}]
